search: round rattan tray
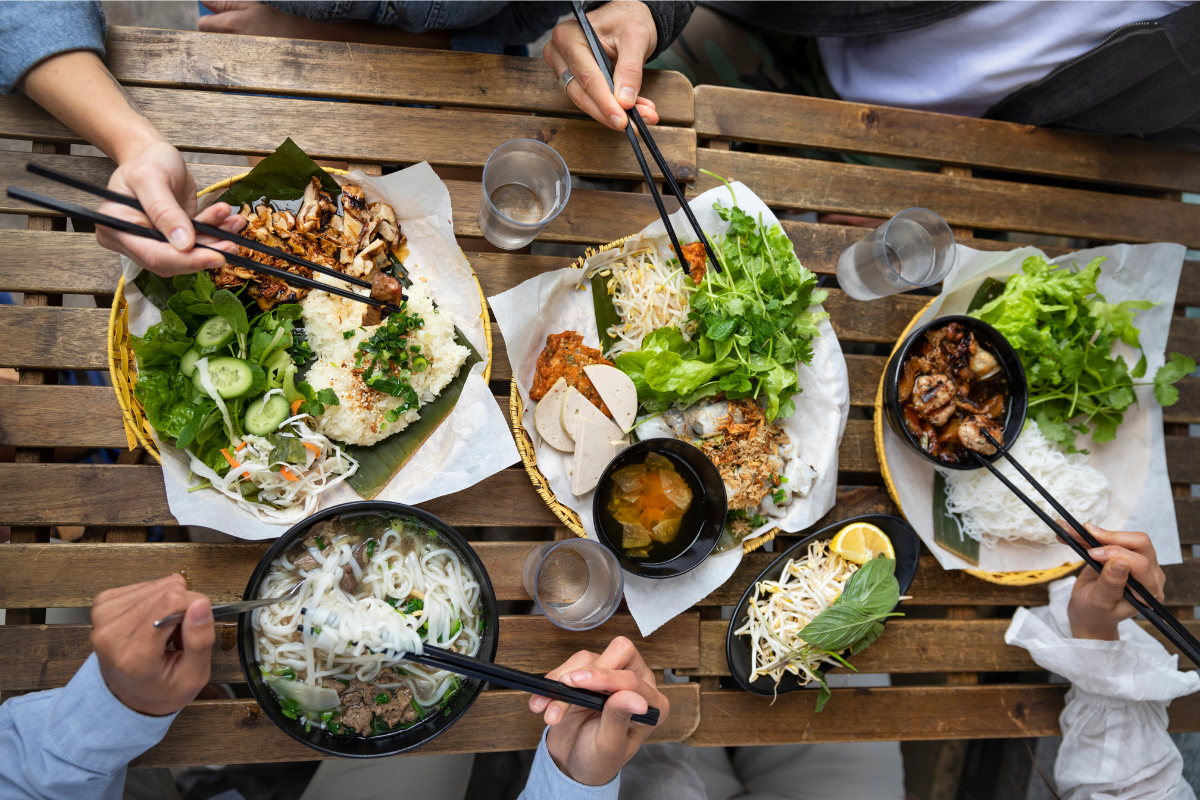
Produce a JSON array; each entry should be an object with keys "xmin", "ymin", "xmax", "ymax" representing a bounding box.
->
[
  {"xmin": 108, "ymin": 168, "xmax": 493, "ymax": 465},
  {"xmin": 873, "ymin": 297, "xmax": 1080, "ymax": 586},
  {"xmin": 509, "ymin": 237, "xmax": 779, "ymax": 556}
]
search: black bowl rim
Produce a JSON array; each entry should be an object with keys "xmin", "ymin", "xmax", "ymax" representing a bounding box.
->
[
  {"xmin": 592, "ymin": 439, "xmax": 727, "ymax": 580},
  {"xmin": 724, "ymin": 514, "xmax": 921, "ymax": 697},
  {"xmin": 237, "ymin": 500, "xmax": 500, "ymax": 759},
  {"xmin": 883, "ymin": 314, "xmax": 1029, "ymax": 471}
]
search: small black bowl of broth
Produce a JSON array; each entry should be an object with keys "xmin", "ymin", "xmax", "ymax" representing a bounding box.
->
[
  {"xmin": 882, "ymin": 316, "xmax": 1028, "ymax": 470},
  {"xmin": 237, "ymin": 501, "xmax": 499, "ymax": 758},
  {"xmin": 593, "ymin": 439, "xmax": 727, "ymax": 579}
]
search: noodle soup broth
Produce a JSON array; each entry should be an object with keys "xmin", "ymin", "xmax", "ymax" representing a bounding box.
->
[{"xmin": 250, "ymin": 510, "xmax": 489, "ymax": 741}]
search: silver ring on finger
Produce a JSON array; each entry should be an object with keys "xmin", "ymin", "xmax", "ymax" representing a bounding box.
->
[{"xmin": 559, "ymin": 68, "xmax": 575, "ymax": 92}]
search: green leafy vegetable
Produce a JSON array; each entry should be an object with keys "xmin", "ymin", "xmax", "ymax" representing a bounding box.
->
[
  {"xmin": 267, "ymin": 432, "xmax": 308, "ymax": 473},
  {"xmin": 970, "ymin": 255, "xmax": 1195, "ymax": 451},
  {"xmin": 800, "ymin": 557, "xmax": 902, "ymax": 654},
  {"xmin": 216, "ymin": 136, "xmax": 341, "ymax": 208}
]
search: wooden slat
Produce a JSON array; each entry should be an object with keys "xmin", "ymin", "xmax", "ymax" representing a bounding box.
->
[
  {"xmin": 0, "ymin": 613, "xmax": 698, "ymax": 691},
  {"xmin": 105, "ymin": 27, "xmax": 694, "ymax": 124},
  {"xmin": 0, "ymin": 88, "xmax": 696, "ymax": 182},
  {"xmin": 131, "ymin": 683, "xmax": 698, "ymax": 767},
  {"xmin": 687, "ymin": 686, "xmax": 1200, "ymax": 746},
  {"xmin": 679, "ymin": 618, "xmax": 1200, "ymax": 677},
  {"xmin": 694, "ymin": 86, "xmax": 1200, "ymax": 193},
  {"xmin": 695, "ymin": 149, "xmax": 1200, "ymax": 248},
  {"xmin": 0, "ymin": 386, "xmax": 127, "ymax": 448}
]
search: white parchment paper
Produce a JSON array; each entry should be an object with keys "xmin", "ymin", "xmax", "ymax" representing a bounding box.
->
[
  {"xmin": 489, "ymin": 182, "xmax": 849, "ymax": 635},
  {"xmin": 880, "ymin": 243, "xmax": 1186, "ymax": 571},
  {"xmin": 122, "ymin": 162, "xmax": 519, "ymax": 540}
]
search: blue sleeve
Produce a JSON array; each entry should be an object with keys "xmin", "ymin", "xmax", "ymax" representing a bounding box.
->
[
  {"xmin": 519, "ymin": 728, "xmax": 621, "ymax": 800},
  {"xmin": 0, "ymin": 653, "xmax": 177, "ymax": 800},
  {"xmin": 0, "ymin": 0, "xmax": 107, "ymax": 95}
]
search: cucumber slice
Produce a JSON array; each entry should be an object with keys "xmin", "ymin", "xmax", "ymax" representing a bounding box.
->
[
  {"xmin": 244, "ymin": 394, "xmax": 290, "ymax": 435},
  {"xmin": 196, "ymin": 316, "xmax": 235, "ymax": 352},
  {"xmin": 180, "ymin": 349, "xmax": 201, "ymax": 378},
  {"xmin": 193, "ymin": 357, "xmax": 266, "ymax": 400}
]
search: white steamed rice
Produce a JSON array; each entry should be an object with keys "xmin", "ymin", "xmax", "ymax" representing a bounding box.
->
[{"xmin": 301, "ymin": 278, "xmax": 469, "ymax": 446}]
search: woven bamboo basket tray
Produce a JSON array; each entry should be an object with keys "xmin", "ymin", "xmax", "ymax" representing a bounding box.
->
[
  {"xmin": 873, "ymin": 297, "xmax": 1080, "ymax": 586},
  {"xmin": 109, "ymin": 168, "xmax": 493, "ymax": 466},
  {"xmin": 509, "ymin": 235, "xmax": 779, "ymax": 556}
]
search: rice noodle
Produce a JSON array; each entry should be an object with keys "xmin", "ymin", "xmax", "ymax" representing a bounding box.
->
[
  {"xmin": 941, "ymin": 421, "xmax": 1109, "ymax": 548},
  {"xmin": 586, "ymin": 247, "xmax": 697, "ymax": 358},
  {"xmin": 732, "ymin": 540, "xmax": 858, "ymax": 688}
]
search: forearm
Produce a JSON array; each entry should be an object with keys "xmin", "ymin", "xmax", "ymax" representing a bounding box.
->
[
  {"xmin": 519, "ymin": 728, "xmax": 620, "ymax": 800},
  {"xmin": 19, "ymin": 50, "xmax": 165, "ymax": 165}
]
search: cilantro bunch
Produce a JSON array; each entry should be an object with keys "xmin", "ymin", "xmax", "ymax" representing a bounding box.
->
[
  {"xmin": 615, "ymin": 173, "xmax": 827, "ymax": 421},
  {"xmin": 970, "ymin": 255, "xmax": 1195, "ymax": 452}
]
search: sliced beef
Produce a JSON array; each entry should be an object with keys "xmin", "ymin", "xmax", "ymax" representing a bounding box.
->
[
  {"xmin": 339, "ymin": 704, "xmax": 374, "ymax": 735},
  {"xmin": 375, "ymin": 687, "xmax": 420, "ymax": 727}
]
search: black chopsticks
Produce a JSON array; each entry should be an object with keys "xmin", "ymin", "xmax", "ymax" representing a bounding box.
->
[
  {"xmin": 25, "ymin": 163, "xmax": 374, "ymax": 291},
  {"xmin": 970, "ymin": 429, "xmax": 1200, "ymax": 669},
  {"xmin": 569, "ymin": 1, "xmax": 721, "ymax": 274},
  {"xmin": 6, "ymin": 185, "xmax": 404, "ymax": 316},
  {"xmin": 404, "ymin": 645, "xmax": 660, "ymax": 726}
]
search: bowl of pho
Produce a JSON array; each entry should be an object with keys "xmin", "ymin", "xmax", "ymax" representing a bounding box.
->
[
  {"xmin": 237, "ymin": 502, "xmax": 498, "ymax": 758},
  {"xmin": 592, "ymin": 439, "xmax": 727, "ymax": 579},
  {"xmin": 882, "ymin": 316, "xmax": 1027, "ymax": 470}
]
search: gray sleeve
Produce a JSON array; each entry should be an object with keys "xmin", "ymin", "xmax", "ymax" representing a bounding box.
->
[{"xmin": 0, "ymin": 0, "xmax": 107, "ymax": 96}]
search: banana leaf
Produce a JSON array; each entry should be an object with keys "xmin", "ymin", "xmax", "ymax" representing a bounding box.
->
[
  {"xmin": 345, "ymin": 329, "xmax": 483, "ymax": 499},
  {"xmin": 216, "ymin": 137, "xmax": 342, "ymax": 208},
  {"xmin": 591, "ymin": 272, "xmax": 621, "ymax": 355}
]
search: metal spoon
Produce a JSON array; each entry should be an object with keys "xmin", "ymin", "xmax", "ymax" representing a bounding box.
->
[{"xmin": 153, "ymin": 583, "xmax": 301, "ymax": 629}]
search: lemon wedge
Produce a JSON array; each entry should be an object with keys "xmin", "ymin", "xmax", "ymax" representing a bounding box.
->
[{"xmin": 830, "ymin": 522, "xmax": 894, "ymax": 564}]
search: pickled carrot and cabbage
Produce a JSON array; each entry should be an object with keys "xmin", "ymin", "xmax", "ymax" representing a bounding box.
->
[{"xmin": 608, "ymin": 452, "xmax": 693, "ymax": 557}]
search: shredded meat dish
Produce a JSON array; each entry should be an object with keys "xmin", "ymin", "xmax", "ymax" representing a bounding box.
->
[
  {"xmin": 898, "ymin": 321, "xmax": 1007, "ymax": 463},
  {"xmin": 529, "ymin": 331, "xmax": 614, "ymax": 416},
  {"xmin": 672, "ymin": 241, "xmax": 709, "ymax": 283},
  {"xmin": 215, "ymin": 178, "xmax": 407, "ymax": 321},
  {"xmin": 699, "ymin": 399, "xmax": 789, "ymax": 510},
  {"xmin": 319, "ymin": 667, "xmax": 420, "ymax": 735}
]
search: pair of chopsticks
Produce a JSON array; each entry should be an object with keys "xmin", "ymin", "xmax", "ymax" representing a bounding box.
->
[
  {"xmin": 971, "ymin": 429, "xmax": 1200, "ymax": 669},
  {"xmin": 401, "ymin": 644, "xmax": 660, "ymax": 727},
  {"xmin": 8, "ymin": 165, "xmax": 404, "ymax": 315},
  {"xmin": 569, "ymin": 1, "xmax": 720, "ymax": 274}
]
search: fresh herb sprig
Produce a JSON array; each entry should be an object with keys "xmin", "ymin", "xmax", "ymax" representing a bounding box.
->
[
  {"xmin": 971, "ymin": 255, "xmax": 1195, "ymax": 452},
  {"xmin": 354, "ymin": 304, "xmax": 426, "ymax": 415}
]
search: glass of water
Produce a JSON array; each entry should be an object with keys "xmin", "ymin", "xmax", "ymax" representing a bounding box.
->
[
  {"xmin": 478, "ymin": 139, "xmax": 571, "ymax": 250},
  {"xmin": 836, "ymin": 208, "xmax": 956, "ymax": 301},
  {"xmin": 522, "ymin": 539, "xmax": 623, "ymax": 631}
]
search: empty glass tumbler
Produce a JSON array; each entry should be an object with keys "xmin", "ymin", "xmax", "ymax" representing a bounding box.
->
[
  {"xmin": 478, "ymin": 139, "xmax": 571, "ymax": 250},
  {"xmin": 836, "ymin": 208, "xmax": 956, "ymax": 301},
  {"xmin": 521, "ymin": 539, "xmax": 623, "ymax": 631}
]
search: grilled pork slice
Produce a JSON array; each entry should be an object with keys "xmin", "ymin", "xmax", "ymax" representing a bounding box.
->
[{"xmin": 362, "ymin": 271, "xmax": 405, "ymax": 326}]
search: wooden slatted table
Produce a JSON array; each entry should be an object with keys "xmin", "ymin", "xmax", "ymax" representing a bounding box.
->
[{"xmin": 1, "ymin": 28, "xmax": 1198, "ymax": 772}]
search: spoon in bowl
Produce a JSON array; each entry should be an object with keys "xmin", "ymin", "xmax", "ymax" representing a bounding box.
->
[{"xmin": 153, "ymin": 583, "xmax": 301, "ymax": 629}]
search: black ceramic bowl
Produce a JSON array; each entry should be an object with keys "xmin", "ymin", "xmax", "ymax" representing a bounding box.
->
[
  {"xmin": 882, "ymin": 315, "xmax": 1028, "ymax": 470},
  {"xmin": 592, "ymin": 439, "xmax": 727, "ymax": 579},
  {"xmin": 237, "ymin": 501, "xmax": 499, "ymax": 758},
  {"xmin": 725, "ymin": 514, "xmax": 920, "ymax": 696}
]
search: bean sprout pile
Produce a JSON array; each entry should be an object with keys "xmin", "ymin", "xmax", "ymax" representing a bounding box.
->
[
  {"xmin": 733, "ymin": 540, "xmax": 859, "ymax": 687},
  {"xmin": 253, "ymin": 514, "xmax": 481, "ymax": 732},
  {"xmin": 587, "ymin": 246, "xmax": 698, "ymax": 358}
]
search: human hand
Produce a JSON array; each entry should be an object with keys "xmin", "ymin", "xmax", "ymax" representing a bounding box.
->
[
  {"xmin": 89, "ymin": 575, "xmax": 215, "ymax": 717},
  {"xmin": 96, "ymin": 138, "xmax": 243, "ymax": 277},
  {"xmin": 198, "ymin": 1, "xmax": 281, "ymax": 36},
  {"xmin": 1062, "ymin": 521, "xmax": 1166, "ymax": 641},
  {"xmin": 543, "ymin": 2, "xmax": 660, "ymax": 130},
  {"xmin": 528, "ymin": 636, "xmax": 668, "ymax": 786}
]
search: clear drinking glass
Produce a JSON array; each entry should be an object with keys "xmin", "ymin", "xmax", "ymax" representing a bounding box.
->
[
  {"xmin": 836, "ymin": 208, "xmax": 956, "ymax": 301},
  {"xmin": 522, "ymin": 539, "xmax": 623, "ymax": 631},
  {"xmin": 478, "ymin": 139, "xmax": 571, "ymax": 250}
]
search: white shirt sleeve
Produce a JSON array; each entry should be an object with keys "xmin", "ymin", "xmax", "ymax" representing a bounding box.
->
[
  {"xmin": 1005, "ymin": 577, "xmax": 1200, "ymax": 800},
  {"xmin": 0, "ymin": 652, "xmax": 177, "ymax": 800},
  {"xmin": 518, "ymin": 728, "xmax": 620, "ymax": 800}
]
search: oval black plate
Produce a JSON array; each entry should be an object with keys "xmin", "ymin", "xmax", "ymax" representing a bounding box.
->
[
  {"xmin": 725, "ymin": 514, "xmax": 920, "ymax": 696},
  {"xmin": 237, "ymin": 501, "xmax": 500, "ymax": 758}
]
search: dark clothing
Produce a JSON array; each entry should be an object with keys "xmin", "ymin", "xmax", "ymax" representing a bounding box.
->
[{"xmin": 702, "ymin": 1, "xmax": 985, "ymax": 37}]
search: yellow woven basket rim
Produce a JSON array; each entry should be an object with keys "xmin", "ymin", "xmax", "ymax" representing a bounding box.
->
[
  {"xmin": 872, "ymin": 297, "xmax": 1080, "ymax": 586},
  {"xmin": 108, "ymin": 167, "xmax": 493, "ymax": 467},
  {"xmin": 508, "ymin": 236, "xmax": 778, "ymax": 555}
]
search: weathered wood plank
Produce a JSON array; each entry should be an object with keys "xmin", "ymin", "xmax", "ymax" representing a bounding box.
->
[
  {"xmin": 687, "ymin": 686, "xmax": 1200, "ymax": 746},
  {"xmin": 105, "ymin": 27, "xmax": 694, "ymax": 124},
  {"xmin": 132, "ymin": 683, "xmax": 699, "ymax": 767},
  {"xmin": 695, "ymin": 86, "xmax": 1200, "ymax": 193},
  {"xmin": 679, "ymin": 618, "xmax": 1200, "ymax": 677},
  {"xmin": 0, "ymin": 386, "xmax": 127, "ymax": 448},
  {"xmin": 0, "ymin": 88, "xmax": 696, "ymax": 181},
  {"xmin": 695, "ymin": 149, "xmax": 1200, "ymax": 248},
  {"xmin": 0, "ymin": 613, "xmax": 698, "ymax": 691}
]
